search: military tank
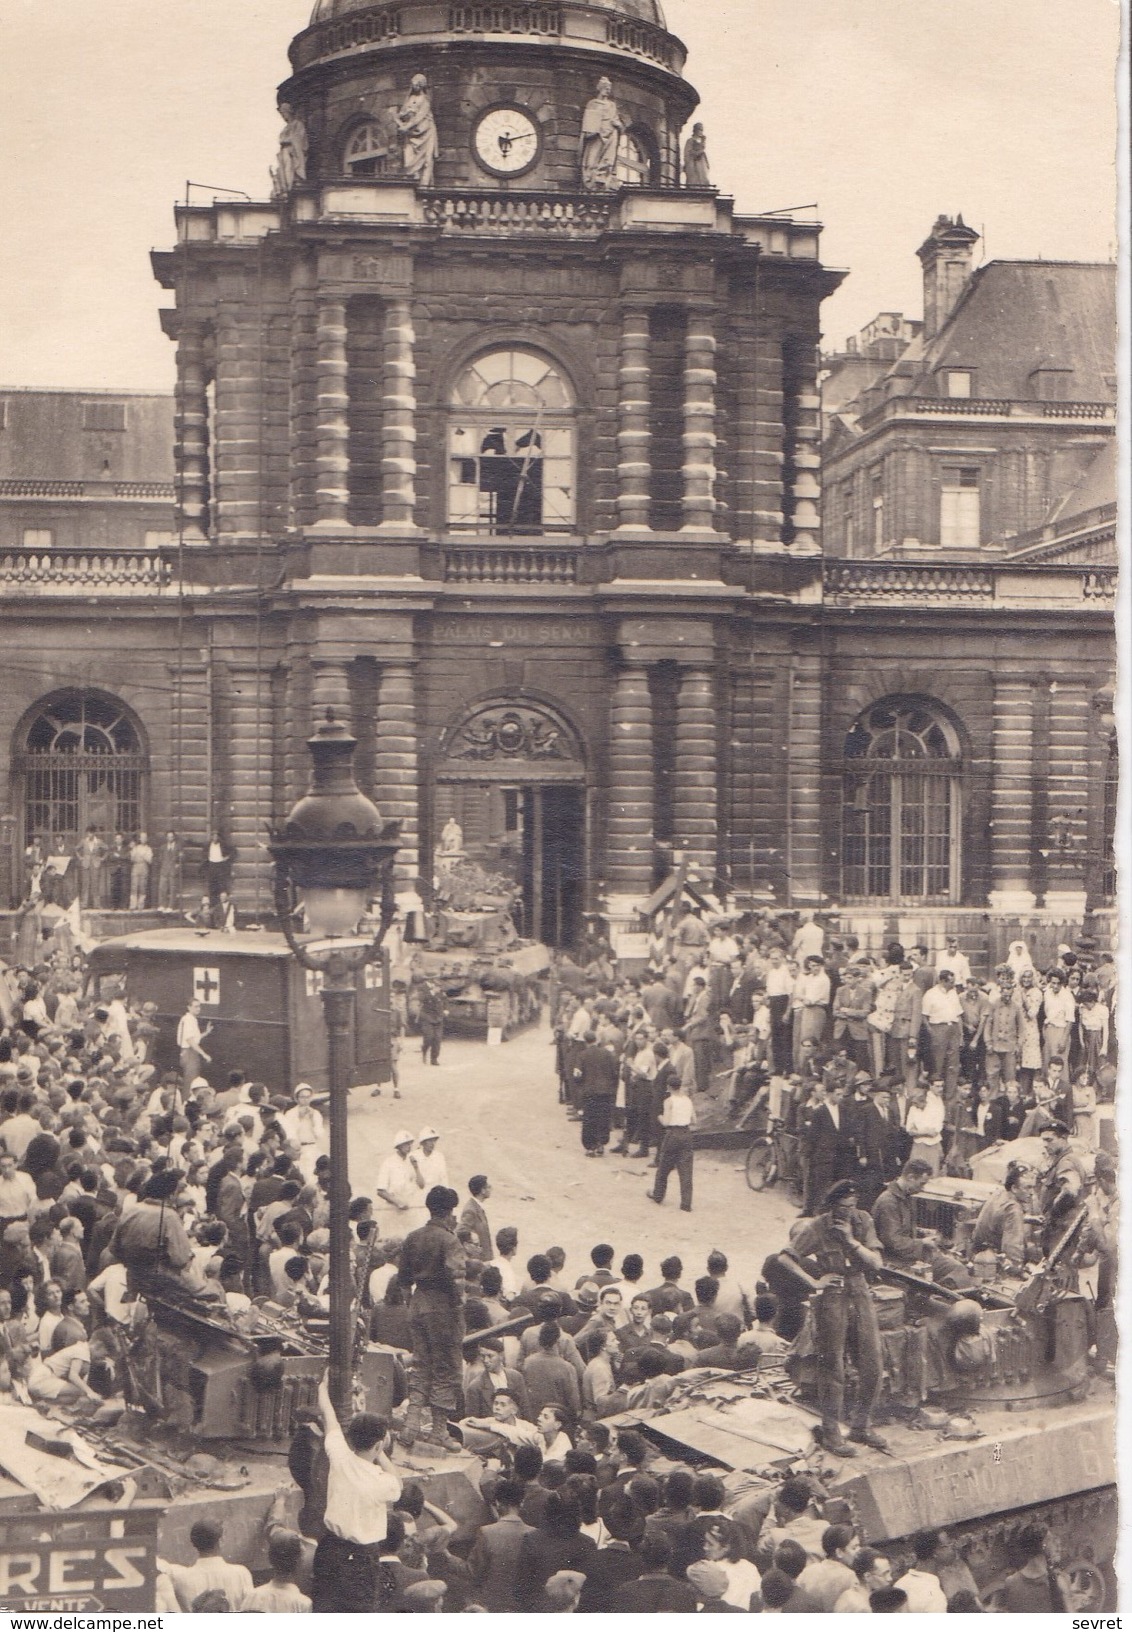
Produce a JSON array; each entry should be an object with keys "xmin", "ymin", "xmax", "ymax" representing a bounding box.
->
[
  {"xmin": 407, "ymin": 858, "xmax": 547, "ymax": 1040},
  {"xmin": 611, "ymin": 1225, "xmax": 1116, "ymax": 1609}
]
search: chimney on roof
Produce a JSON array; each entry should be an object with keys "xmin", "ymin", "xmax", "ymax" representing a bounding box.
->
[{"xmin": 916, "ymin": 214, "xmax": 981, "ymax": 340}]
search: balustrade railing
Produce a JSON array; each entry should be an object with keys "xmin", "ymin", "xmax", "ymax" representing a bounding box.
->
[
  {"xmin": 825, "ymin": 561, "xmax": 995, "ymax": 600},
  {"xmin": 443, "ymin": 545, "xmax": 578, "ymax": 584},
  {"xmin": 422, "ymin": 191, "xmax": 614, "ymax": 235},
  {"xmin": 449, "ymin": 3, "xmax": 562, "ymax": 33},
  {"xmin": 0, "ymin": 549, "xmax": 172, "ymax": 592}
]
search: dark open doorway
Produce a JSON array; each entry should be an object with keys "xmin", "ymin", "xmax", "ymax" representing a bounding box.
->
[{"xmin": 520, "ymin": 784, "xmax": 584, "ymax": 948}]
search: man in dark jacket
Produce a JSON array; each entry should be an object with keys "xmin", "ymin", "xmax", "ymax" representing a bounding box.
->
[
  {"xmin": 852, "ymin": 1084, "xmax": 907, "ymax": 1208},
  {"xmin": 611, "ymin": 1532, "xmax": 696, "ymax": 1611},
  {"xmin": 572, "ymin": 1034, "xmax": 620, "ymax": 1157},
  {"xmin": 396, "ymin": 1185, "xmax": 466, "ymax": 1447},
  {"xmin": 871, "ymin": 1159, "xmax": 933, "ymax": 1266}
]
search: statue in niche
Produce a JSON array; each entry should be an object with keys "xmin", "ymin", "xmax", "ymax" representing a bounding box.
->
[
  {"xmin": 579, "ymin": 77, "xmax": 625, "ymax": 192},
  {"xmin": 395, "ymin": 73, "xmax": 439, "ymax": 188},
  {"xmin": 272, "ymin": 102, "xmax": 308, "ymax": 197},
  {"xmin": 683, "ymin": 122, "xmax": 711, "ymax": 188}
]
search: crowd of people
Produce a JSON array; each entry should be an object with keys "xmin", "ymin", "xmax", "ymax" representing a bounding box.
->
[
  {"xmin": 553, "ymin": 909, "xmax": 1117, "ymax": 1212},
  {"xmin": 0, "ymin": 903, "xmax": 1117, "ymax": 1613}
]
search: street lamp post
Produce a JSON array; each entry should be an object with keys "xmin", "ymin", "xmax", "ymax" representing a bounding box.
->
[{"xmin": 269, "ymin": 709, "xmax": 400, "ymax": 1414}]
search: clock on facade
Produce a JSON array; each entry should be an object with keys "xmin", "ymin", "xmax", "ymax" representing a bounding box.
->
[{"xmin": 472, "ymin": 105, "xmax": 542, "ymax": 178}]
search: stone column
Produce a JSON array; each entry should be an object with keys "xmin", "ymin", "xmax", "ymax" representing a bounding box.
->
[
  {"xmin": 175, "ymin": 322, "xmax": 209, "ymax": 539},
  {"xmin": 226, "ymin": 662, "xmax": 277, "ymax": 913},
  {"xmin": 313, "ymin": 298, "xmax": 350, "ymax": 528},
  {"xmin": 787, "ymin": 650, "xmax": 824, "ymax": 906},
  {"xmin": 673, "ymin": 667, "xmax": 717, "ymax": 876},
  {"xmin": 375, "ymin": 663, "xmax": 420, "ymax": 888},
  {"xmin": 380, "ymin": 298, "xmax": 417, "ymax": 531},
  {"xmin": 213, "ymin": 310, "xmax": 259, "ymax": 543},
  {"xmin": 681, "ymin": 310, "xmax": 717, "ymax": 533},
  {"xmin": 789, "ymin": 342, "xmax": 822, "ymax": 553},
  {"xmin": 989, "ymin": 677, "xmax": 1037, "ymax": 912},
  {"xmin": 310, "ymin": 659, "xmax": 353, "ymax": 726},
  {"xmin": 615, "ymin": 307, "xmax": 651, "ymax": 531},
  {"xmin": 1044, "ymin": 679, "xmax": 1090, "ymax": 915},
  {"xmin": 606, "ymin": 664, "xmax": 654, "ymax": 899}
]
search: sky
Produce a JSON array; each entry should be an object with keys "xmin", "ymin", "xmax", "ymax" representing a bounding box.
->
[{"xmin": 0, "ymin": 0, "xmax": 1121, "ymax": 391}]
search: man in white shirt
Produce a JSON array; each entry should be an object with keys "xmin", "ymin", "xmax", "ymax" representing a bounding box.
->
[
  {"xmin": 1041, "ymin": 969, "xmax": 1077, "ymax": 1072},
  {"xmin": 936, "ymin": 934, "xmax": 972, "ymax": 986},
  {"xmin": 158, "ymin": 1520, "xmax": 254, "ymax": 1613},
  {"xmin": 649, "ymin": 1078, "xmax": 696, "ymax": 1212},
  {"xmin": 791, "ymin": 956, "xmax": 831, "ymax": 1057},
  {"xmin": 411, "ymin": 1127, "xmax": 449, "ymax": 1193},
  {"xmin": 176, "ymin": 1000, "xmax": 212, "ymax": 1090},
  {"xmin": 904, "ymin": 1083, "xmax": 946, "ymax": 1174},
  {"xmin": 894, "ymin": 1530, "xmax": 949, "ymax": 1612},
  {"xmin": 375, "ymin": 1130, "xmax": 424, "ymax": 1230},
  {"xmin": 791, "ymin": 912, "xmax": 825, "ymax": 962},
  {"xmin": 310, "ymin": 1368, "xmax": 401, "ymax": 1612},
  {"xmin": 0, "ymin": 1152, "xmax": 37, "ymax": 1226},
  {"xmin": 920, "ymin": 969, "xmax": 962, "ymax": 1098}
]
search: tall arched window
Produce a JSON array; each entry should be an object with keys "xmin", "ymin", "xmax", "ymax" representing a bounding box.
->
[
  {"xmin": 17, "ymin": 690, "xmax": 147, "ymax": 852},
  {"xmin": 842, "ymin": 698, "xmax": 962, "ymax": 903},
  {"xmin": 448, "ymin": 348, "xmax": 576, "ymax": 534}
]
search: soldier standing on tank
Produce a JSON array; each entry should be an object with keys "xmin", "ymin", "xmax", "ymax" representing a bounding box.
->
[
  {"xmin": 784, "ymin": 1178, "xmax": 887, "ymax": 1457},
  {"xmin": 395, "ymin": 1184, "xmax": 466, "ymax": 1447}
]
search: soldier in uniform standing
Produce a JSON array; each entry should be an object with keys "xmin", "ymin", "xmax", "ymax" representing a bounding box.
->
[
  {"xmin": 785, "ymin": 1179, "xmax": 887, "ymax": 1457},
  {"xmin": 396, "ymin": 1184, "xmax": 466, "ymax": 1448}
]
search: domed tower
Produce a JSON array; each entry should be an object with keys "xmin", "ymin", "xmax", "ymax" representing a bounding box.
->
[
  {"xmin": 283, "ymin": 0, "xmax": 697, "ymax": 192},
  {"xmin": 154, "ymin": 0, "xmax": 844, "ymax": 932}
]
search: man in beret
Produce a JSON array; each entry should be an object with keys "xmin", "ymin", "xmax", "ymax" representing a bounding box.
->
[
  {"xmin": 109, "ymin": 1168, "xmax": 205, "ymax": 1299},
  {"xmin": 396, "ymin": 1184, "xmax": 467, "ymax": 1447},
  {"xmin": 784, "ymin": 1179, "xmax": 886, "ymax": 1456}
]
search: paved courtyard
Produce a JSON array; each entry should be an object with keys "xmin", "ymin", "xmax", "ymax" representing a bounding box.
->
[{"xmin": 346, "ymin": 1019, "xmax": 799, "ymax": 1293}]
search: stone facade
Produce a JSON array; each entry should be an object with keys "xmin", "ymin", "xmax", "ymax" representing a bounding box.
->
[{"xmin": 0, "ymin": 23, "xmax": 1117, "ymax": 963}]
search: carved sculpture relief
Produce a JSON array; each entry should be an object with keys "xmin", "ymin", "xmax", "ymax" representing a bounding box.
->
[{"xmin": 442, "ymin": 702, "xmax": 582, "ymax": 766}]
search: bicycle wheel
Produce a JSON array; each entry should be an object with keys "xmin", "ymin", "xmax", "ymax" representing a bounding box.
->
[{"xmin": 746, "ymin": 1138, "xmax": 777, "ymax": 1192}]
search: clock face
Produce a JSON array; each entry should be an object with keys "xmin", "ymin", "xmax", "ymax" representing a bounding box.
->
[{"xmin": 473, "ymin": 105, "xmax": 541, "ymax": 178}]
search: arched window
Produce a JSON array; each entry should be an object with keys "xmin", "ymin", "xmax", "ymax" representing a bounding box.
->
[
  {"xmin": 17, "ymin": 690, "xmax": 147, "ymax": 853},
  {"xmin": 614, "ymin": 130, "xmax": 652, "ymax": 187},
  {"xmin": 343, "ymin": 121, "xmax": 391, "ymax": 177},
  {"xmin": 842, "ymin": 698, "xmax": 962, "ymax": 903},
  {"xmin": 448, "ymin": 348, "xmax": 576, "ymax": 534}
]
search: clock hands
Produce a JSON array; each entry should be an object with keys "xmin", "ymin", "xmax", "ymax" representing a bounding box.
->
[{"xmin": 497, "ymin": 129, "xmax": 536, "ymax": 157}]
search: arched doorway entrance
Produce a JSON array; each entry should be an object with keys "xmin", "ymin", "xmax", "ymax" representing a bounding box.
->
[{"xmin": 433, "ymin": 698, "xmax": 586, "ymax": 948}]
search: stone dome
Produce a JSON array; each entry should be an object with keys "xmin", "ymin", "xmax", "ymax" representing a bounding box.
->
[{"xmin": 310, "ymin": 0, "xmax": 666, "ymax": 22}]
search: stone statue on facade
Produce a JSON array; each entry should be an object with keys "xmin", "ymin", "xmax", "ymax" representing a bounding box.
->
[
  {"xmin": 439, "ymin": 816, "xmax": 464, "ymax": 858},
  {"xmin": 579, "ymin": 78, "xmax": 625, "ymax": 191},
  {"xmin": 395, "ymin": 74, "xmax": 439, "ymax": 189},
  {"xmin": 272, "ymin": 102, "xmax": 308, "ymax": 198},
  {"xmin": 683, "ymin": 122, "xmax": 711, "ymax": 188}
]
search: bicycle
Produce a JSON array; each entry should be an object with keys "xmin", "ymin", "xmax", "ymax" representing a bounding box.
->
[{"xmin": 745, "ymin": 1114, "xmax": 803, "ymax": 1199}]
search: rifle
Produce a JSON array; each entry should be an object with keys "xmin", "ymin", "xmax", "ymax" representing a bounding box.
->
[{"xmin": 460, "ymin": 1311, "xmax": 536, "ymax": 1358}]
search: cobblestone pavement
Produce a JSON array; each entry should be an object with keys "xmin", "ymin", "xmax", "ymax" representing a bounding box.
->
[{"xmin": 347, "ymin": 1020, "xmax": 799, "ymax": 1290}]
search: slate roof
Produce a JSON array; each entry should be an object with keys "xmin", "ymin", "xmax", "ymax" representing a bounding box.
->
[{"xmin": 899, "ymin": 261, "xmax": 1117, "ymax": 403}]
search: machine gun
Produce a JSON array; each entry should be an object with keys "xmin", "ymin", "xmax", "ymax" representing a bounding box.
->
[
  {"xmin": 1015, "ymin": 1202, "xmax": 1089, "ymax": 1315},
  {"xmin": 876, "ymin": 1263, "xmax": 1016, "ymax": 1312}
]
